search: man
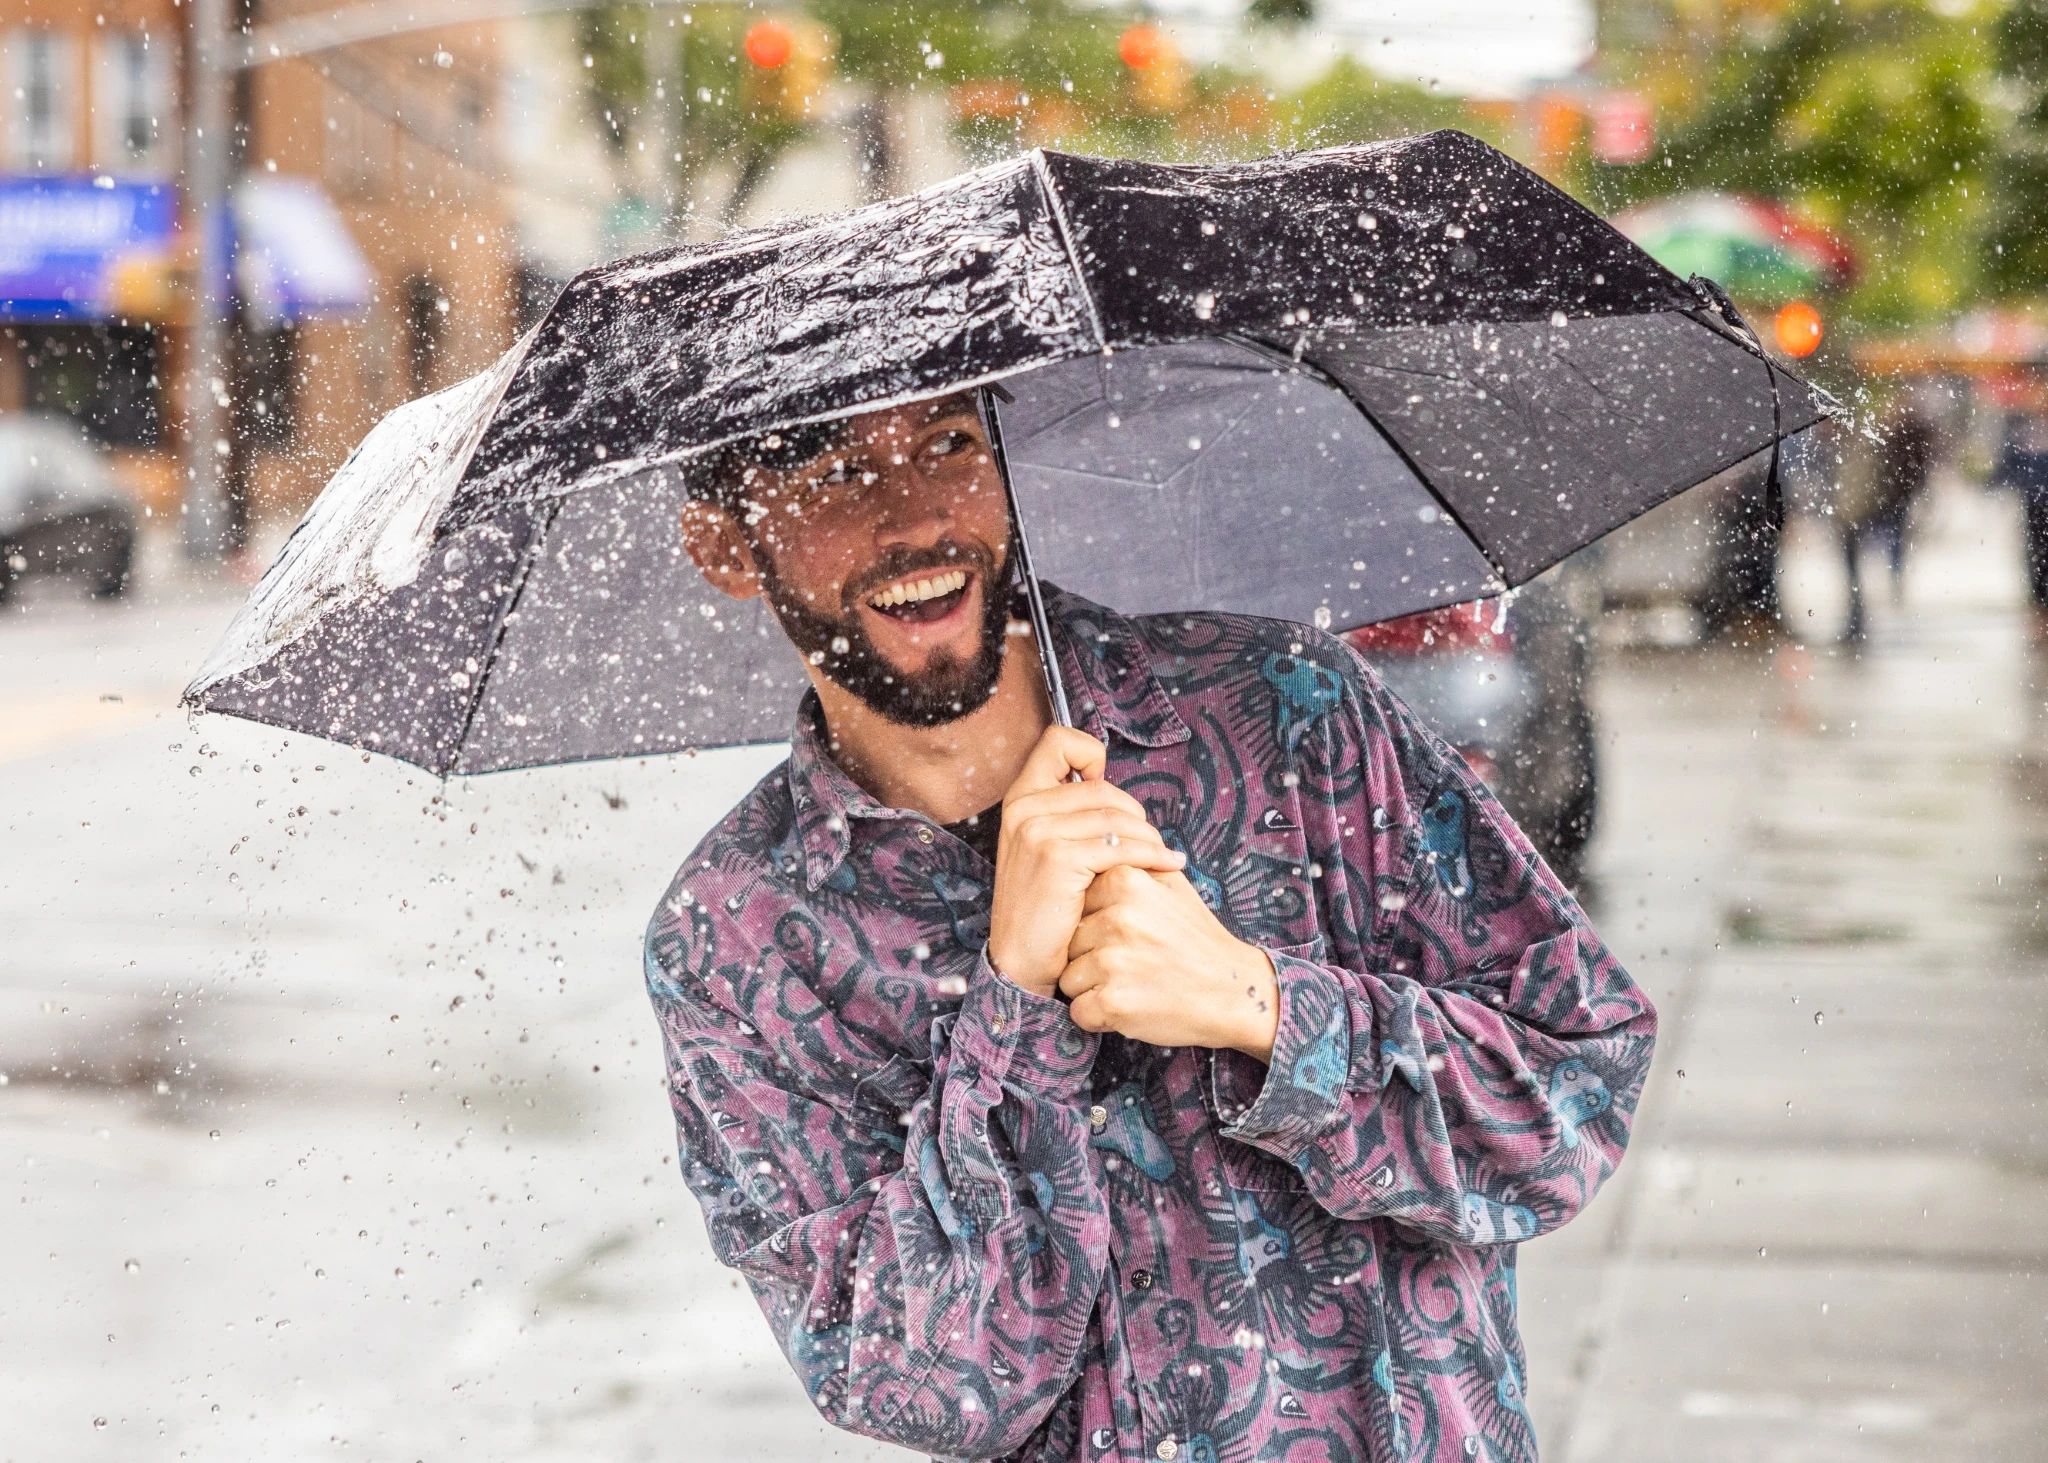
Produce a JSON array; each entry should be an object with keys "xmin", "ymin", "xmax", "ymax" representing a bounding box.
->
[{"xmin": 645, "ymin": 387, "xmax": 1657, "ymax": 1463}]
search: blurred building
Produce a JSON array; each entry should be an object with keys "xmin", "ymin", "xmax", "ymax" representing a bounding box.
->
[{"xmin": 0, "ymin": 0, "xmax": 520, "ymax": 527}]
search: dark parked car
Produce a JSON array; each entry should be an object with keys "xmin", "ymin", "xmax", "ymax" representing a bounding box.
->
[
  {"xmin": 1344, "ymin": 559, "xmax": 1601, "ymax": 888},
  {"xmin": 0, "ymin": 413, "xmax": 138, "ymax": 607}
]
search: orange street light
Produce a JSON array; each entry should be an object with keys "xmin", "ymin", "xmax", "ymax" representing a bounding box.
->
[
  {"xmin": 1774, "ymin": 300, "xmax": 1823, "ymax": 358},
  {"xmin": 744, "ymin": 17, "xmax": 794, "ymax": 69}
]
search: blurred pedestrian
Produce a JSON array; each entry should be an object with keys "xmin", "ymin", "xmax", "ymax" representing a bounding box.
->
[
  {"xmin": 1992, "ymin": 378, "xmax": 2048, "ymax": 642},
  {"xmin": 1835, "ymin": 384, "xmax": 1937, "ymax": 645}
]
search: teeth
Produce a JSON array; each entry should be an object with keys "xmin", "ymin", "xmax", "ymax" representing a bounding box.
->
[{"xmin": 869, "ymin": 569, "xmax": 968, "ymax": 610}]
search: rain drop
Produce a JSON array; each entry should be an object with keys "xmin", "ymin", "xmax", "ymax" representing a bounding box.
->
[
  {"xmin": 1194, "ymin": 291, "xmax": 1216, "ymax": 320},
  {"xmin": 1312, "ymin": 606, "xmax": 1333, "ymax": 630}
]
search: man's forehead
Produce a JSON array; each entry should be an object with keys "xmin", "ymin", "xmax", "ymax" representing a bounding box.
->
[{"xmin": 836, "ymin": 390, "xmax": 980, "ymax": 442}]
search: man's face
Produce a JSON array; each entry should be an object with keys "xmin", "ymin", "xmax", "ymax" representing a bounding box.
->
[{"xmin": 698, "ymin": 394, "xmax": 1019, "ymax": 727}]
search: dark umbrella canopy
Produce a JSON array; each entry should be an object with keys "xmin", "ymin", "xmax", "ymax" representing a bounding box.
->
[{"xmin": 185, "ymin": 130, "xmax": 1835, "ymax": 774}]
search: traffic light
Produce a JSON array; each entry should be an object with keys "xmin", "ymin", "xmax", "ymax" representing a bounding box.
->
[{"xmin": 743, "ymin": 16, "xmax": 834, "ymax": 122}]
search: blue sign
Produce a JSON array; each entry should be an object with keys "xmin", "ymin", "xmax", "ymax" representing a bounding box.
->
[{"xmin": 0, "ymin": 176, "xmax": 177, "ymax": 322}]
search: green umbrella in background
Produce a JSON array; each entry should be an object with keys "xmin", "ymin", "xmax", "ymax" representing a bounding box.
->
[{"xmin": 1615, "ymin": 192, "xmax": 1855, "ymax": 306}]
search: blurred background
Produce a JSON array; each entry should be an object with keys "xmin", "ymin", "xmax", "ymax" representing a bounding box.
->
[{"xmin": 8, "ymin": 0, "xmax": 2048, "ymax": 1457}]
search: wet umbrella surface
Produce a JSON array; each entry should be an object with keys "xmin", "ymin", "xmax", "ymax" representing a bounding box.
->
[{"xmin": 183, "ymin": 129, "xmax": 1834, "ymax": 772}]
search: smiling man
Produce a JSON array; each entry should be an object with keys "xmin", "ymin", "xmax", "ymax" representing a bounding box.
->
[{"xmin": 645, "ymin": 389, "xmax": 1657, "ymax": 1463}]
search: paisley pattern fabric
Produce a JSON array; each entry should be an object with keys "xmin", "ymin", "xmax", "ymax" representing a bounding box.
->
[{"xmin": 643, "ymin": 582, "xmax": 1657, "ymax": 1463}]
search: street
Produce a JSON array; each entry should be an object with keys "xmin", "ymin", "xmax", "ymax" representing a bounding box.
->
[{"xmin": 5, "ymin": 480, "xmax": 2047, "ymax": 1461}]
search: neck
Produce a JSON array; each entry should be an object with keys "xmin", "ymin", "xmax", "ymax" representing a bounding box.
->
[{"xmin": 810, "ymin": 628, "xmax": 1055, "ymax": 824}]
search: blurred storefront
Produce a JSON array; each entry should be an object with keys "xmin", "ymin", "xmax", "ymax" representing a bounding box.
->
[{"xmin": 0, "ymin": 0, "xmax": 520, "ymax": 528}]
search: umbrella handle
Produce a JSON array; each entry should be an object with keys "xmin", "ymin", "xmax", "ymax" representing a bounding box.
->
[{"xmin": 977, "ymin": 384, "xmax": 1076, "ymax": 735}]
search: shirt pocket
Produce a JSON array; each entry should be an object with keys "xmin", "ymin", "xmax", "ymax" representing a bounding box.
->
[
  {"xmin": 846, "ymin": 1052, "xmax": 930, "ymax": 1155},
  {"xmin": 1219, "ymin": 935, "xmax": 1326, "ymax": 1195}
]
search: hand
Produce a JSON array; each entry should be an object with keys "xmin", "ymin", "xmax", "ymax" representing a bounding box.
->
[
  {"xmin": 985, "ymin": 725, "xmax": 1187, "ymax": 997},
  {"xmin": 1059, "ymin": 865, "xmax": 1281, "ymax": 1056}
]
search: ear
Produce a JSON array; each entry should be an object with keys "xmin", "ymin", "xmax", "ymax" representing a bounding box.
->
[{"xmin": 679, "ymin": 500, "xmax": 765, "ymax": 600}]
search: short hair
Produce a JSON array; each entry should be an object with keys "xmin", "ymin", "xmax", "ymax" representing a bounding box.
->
[{"xmin": 682, "ymin": 390, "xmax": 984, "ymax": 511}]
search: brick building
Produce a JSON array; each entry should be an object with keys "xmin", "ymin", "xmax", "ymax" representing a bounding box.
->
[{"xmin": 0, "ymin": 0, "xmax": 521, "ymax": 527}]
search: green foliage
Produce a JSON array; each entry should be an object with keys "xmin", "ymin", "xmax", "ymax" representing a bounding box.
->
[
  {"xmin": 572, "ymin": 4, "xmax": 813, "ymax": 223},
  {"xmin": 1585, "ymin": 0, "xmax": 1996, "ymax": 333},
  {"xmin": 1986, "ymin": 0, "xmax": 2048, "ymax": 295},
  {"xmin": 1274, "ymin": 57, "xmax": 1478, "ymax": 151}
]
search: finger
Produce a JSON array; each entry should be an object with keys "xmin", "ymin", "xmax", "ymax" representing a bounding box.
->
[
  {"xmin": 1008, "ymin": 807, "xmax": 1169, "ymax": 853},
  {"xmin": 1081, "ymin": 862, "xmax": 1165, "ymax": 914},
  {"xmin": 1067, "ymin": 837, "xmax": 1187, "ymax": 879},
  {"xmin": 1058, "ymin": 951, "xmax": 1108, "ymax": 998},
  {"xmin": 1006, "ymin": 775, "xmax": 1152, "ymax": 826},
  {"xmin": 1067, "ymin": 988, "xmax": 1110, "ymax": 1033},
  {"xmin": 1010, "ymin": 725, "xmax": 1107, "ymax": 795},
  {"xmin": 1067, "ymin": 908, "xmax": 1129, "ymax": 961}
]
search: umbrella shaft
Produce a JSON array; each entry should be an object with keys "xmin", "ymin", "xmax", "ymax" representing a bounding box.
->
[{"xmin": 980, "ymin": 386, "xmax": 1075, "ymax": 732}]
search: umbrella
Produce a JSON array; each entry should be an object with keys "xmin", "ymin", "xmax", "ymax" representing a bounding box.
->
[
  {"xmin": 184, "ymin": 130, "xmax": 1835, "ymax": 775},
  {"xmin": 1615, "ymin": 191, "xmax": 1855, "ymax": 305}
]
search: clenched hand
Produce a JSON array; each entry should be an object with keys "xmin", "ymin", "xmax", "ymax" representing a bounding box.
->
[{"xmin": 1060, "ymin": 864, "xmax": 1281, "ymax": 1059}]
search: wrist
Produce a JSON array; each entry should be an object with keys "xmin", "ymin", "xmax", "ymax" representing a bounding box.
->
[
  {"xmin": 1223, "ymin": 939, "xmax": 1282, "ymax": 1061},
  {"xmin": 986, "ymin": 944, "xmax": 1061, "ymax": 1001}
]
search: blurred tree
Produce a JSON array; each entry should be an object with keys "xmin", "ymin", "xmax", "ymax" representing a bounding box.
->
[
  {"xmin": 573, "ymin": 4, "xmax": 822, "ymax": 235},
  {"xmin": 1985, "ymin": 0, "xmax": 2048, "ymax": 297},
  {"xmin": 1583, "ymin": 0, "xmax": 1995, "ymax": 338},
  {"xmin": 1274, "ymin": 57, "xmax": 1479, "ymax": 151}
]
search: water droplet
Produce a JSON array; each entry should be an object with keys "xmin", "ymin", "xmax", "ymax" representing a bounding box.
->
[
  {"xmin": 1194, "ymin": 291, "xmax": 1216, "ymax": 320},
  {"xmin": 123, "ymin": 1259, "xmax": 140, "ymax": 1274},
  {"xmin": 1812, "ymin": 1011, "xmax": 1824, "ymax": 1027},
  {"xmin": 1312, "ymin": 606, "xmax": 1333, "ymax": 630}
]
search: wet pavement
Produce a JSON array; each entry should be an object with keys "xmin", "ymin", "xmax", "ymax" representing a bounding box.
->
[{"xmin": 5, "ymin": 484, "xmax": 2047, "ymax": 1460}]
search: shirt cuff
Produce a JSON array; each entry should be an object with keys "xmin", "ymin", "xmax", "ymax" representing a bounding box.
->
[
  {"xmin": 947, "ymin": 947, "xmax": 1100, "ymax": 1098},
  {"xmin": 1210, "ymin": 947, "xmax": 1355, "ymax": 1156}
]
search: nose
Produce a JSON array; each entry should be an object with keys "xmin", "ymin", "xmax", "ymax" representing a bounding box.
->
[{"xmin": 871, "ymin": 459, "xmax": 957, "ymax": 550}]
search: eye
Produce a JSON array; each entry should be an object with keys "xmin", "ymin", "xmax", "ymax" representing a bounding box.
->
[
  {"xmin": 922, "ymin": 428, "xmax": 975, "ymax": 461},
  {"xmin": 815, "ymin": 457, "xmax": 861, "ymax": 486}
]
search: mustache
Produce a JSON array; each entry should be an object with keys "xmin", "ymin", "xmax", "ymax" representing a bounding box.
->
[{"xmin": 847, "ymin": 540, "xmax": 998, "ymax": 606}]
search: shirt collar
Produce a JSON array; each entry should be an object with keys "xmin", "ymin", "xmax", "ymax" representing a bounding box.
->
[{"xmin": 785, "ymin": 579, "xmax": 1191, "ymax": 890}]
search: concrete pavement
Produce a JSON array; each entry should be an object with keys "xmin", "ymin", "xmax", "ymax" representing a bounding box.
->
[{"xmin": 4, "ymin": 486, "xmax": 2046, "ymax": 1460}]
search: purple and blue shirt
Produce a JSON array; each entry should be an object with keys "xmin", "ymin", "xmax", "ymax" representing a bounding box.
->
[{"xmin": 644, "ymin": 582, "xmax": 1656, "ymax": 1462}]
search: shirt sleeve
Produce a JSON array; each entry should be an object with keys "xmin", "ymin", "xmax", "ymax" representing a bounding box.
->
[
  {"xmin": 1207, "ymin": 636, "xmax": 1658, "ymax": 1247},
  {"xmin": 645, "ymin": 879, "xmax": 1112, "ymax": 1459}
]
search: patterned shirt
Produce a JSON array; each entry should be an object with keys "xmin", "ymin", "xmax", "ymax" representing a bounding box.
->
[{"xmin": 643, "ymin": 582, "xmax": 1657, "ymax": 1463}]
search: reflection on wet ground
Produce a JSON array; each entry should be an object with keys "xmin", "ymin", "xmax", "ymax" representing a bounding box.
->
[
  {"xmin": 1522, "ymin": 483, "xmax": 2048, "ymax": 1460},
  {"xmin": 4, "ymin": 483, "xmax": 2047, "ymax": 1458}
]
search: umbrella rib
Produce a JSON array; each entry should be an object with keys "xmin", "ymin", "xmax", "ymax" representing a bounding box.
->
[
  {"xmin": 445, "ymin": 496, "xmax": 561, "ymax": 778},
  {"xmin": 1227, "ymin": 332, "xmax": 1511, "ymax": 591},
  {"xmin": 1031, "ymin": 150, "xmax": 1107, "ymax": 351}
]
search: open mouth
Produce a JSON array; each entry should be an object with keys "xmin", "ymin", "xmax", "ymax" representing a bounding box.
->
[{"xmin": 865, "ymin": 568, "xmax": 972, "ymax": 625}]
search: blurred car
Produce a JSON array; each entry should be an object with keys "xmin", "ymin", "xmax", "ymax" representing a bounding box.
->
[
  {"xmin": 0, "ymin": 413, "xmax": 137, "ymax": 607},
  {"xmin": 1595, "ymin": 458, "xmax": 1755, "ymax": 632},
  {"xmin": 1344, "ymin": 559, "xmax": 1601, "ymax": 887}
]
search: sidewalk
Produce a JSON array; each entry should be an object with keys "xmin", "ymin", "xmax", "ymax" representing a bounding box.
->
[{"xmin": 1521, "ymin": 479, "xmax": 2048, "ymax": 1459}]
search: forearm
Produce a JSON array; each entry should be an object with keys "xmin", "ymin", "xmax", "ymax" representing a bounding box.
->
[
  {"xmin": 1210, "ymin": 935, "xmax": 1656, "ymax": 1243},
  {"xmin": 706, "ymin": 952, "xmax": 1114, "ymax": 1457}
]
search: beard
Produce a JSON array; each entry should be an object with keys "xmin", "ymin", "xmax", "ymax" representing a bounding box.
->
[{"xmin": 754, "ymin": 534, "xmax": 1021, "ymax": 728}]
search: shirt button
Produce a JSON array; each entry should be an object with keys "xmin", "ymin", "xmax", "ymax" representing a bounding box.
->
[
  {"xmin": 916, "ymin": 826, "xmax": 936, "ymax": 845},
  {"xmin": 1155, "ymin": 1438, "xmax": 1178, "ymax": 1460},
  {"xmin": 1130, "ymin": 1268, "xmax": 1153, "ymax": 1290},
  {"xmin": 1088, "ymin": 1104, "xmax": 1108, "ymax": 1131}
]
